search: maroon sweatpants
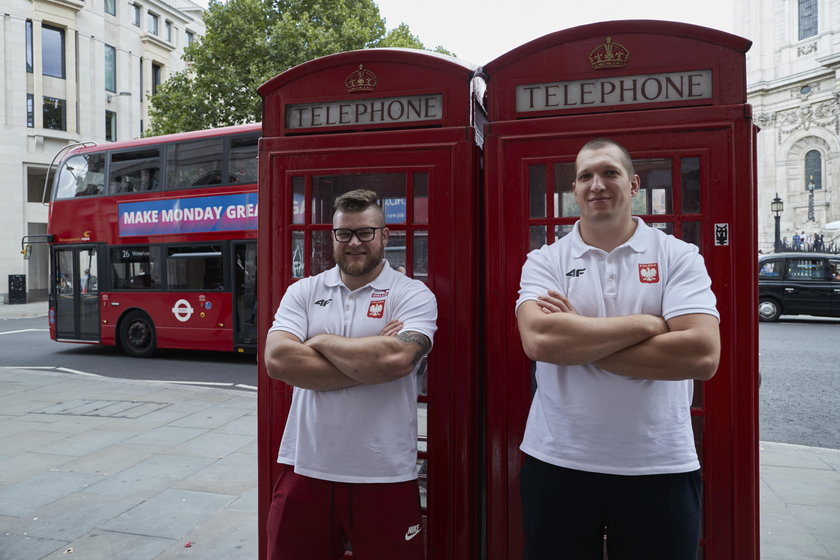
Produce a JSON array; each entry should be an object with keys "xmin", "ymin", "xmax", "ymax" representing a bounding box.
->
[{"xmin": 266, "ymin": 464, "xmax": 425, "ymax": 560}]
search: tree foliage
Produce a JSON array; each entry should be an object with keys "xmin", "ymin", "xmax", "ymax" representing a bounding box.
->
[{"xmin": 146, "ymin": 0, "xmax": 454, "ymax": 135}]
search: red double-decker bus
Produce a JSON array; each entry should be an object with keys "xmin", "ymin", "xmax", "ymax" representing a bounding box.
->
[{"xmin": 44, "ymin": 123, "xmax": 260, "ymax": 357}]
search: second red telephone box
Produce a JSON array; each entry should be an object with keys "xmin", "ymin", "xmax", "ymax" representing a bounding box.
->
[
  {"xmin": 481, "ymin": 21, "xmax": 759, "ymax": 560},
  {"xmin": 257, "ymin": 49, "xmax": 484, "ymax": 559}
]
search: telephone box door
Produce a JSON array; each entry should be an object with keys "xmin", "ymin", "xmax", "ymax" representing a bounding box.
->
[
  {"xmin": 484, "ymin": 105, "xmax": 758, "ymax": 560},
  {"xmin": 258, "ymin": 128, "xmax": 480, "ymax": 559}
]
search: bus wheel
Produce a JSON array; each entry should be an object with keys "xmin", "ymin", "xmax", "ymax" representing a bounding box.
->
[{"xmin": 119, "ymin": 311, "xmax": 158, "ymax": 358}]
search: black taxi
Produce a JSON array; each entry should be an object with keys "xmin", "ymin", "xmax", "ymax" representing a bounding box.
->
[{"xmin": 758, "ymin": 252, "xmax": 840, "ymax": 321}]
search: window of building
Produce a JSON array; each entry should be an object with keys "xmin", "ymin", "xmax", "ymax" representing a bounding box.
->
[
  {"xmin": 106, "ymin": 111, "xmax": 117, "ymax": 142},
  {"xmin": 152, "ymin": 63, "xmax": 162, "ymax": 95},
  {"xmin": 131, "ymin": 4, "xmax": 140, "ymax": 26},
  {"xmin": 105, "ymin": 0, "xmax": 116, "ymax": 16},
  {"xmin": 105, "ymin": 44, "xmax": 116, "ymax": 93},
  {"xmin": 26, "ymin": 94, "xmax": 34, "ymax": 128},
  {"xmin": 148, "ymin": 12, "xmax": 159, "ymax": 35},
  {"xmin": 42, "ymin": 25, "xmax": 65, "ymax": 79},
  {"xmin": 27, "ymin": 166, "xmax": 56, "ymax": 203},
  {"xmin": 43, "ymin": 96, "xmax": 66, "ymax": 130},
  {"xmin": 186, "ymin": 30, "xmax": 194, "ymax": 45},
  {"xmin": 165, "ymin": 21, "xmax": 173, "ymax": 42},
  {"xmin": 799, "ymin": 0, "xmax": 818, "ymax": 40},
  {"xmin": 26, "ymin": 20, "xmax": 33, "ymax": 73},
  {"xmin": 805, "ymin": 150, "xmax": 822, "ymax": 190}
]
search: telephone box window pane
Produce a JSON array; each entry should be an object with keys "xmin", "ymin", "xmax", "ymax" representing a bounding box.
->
[
  {"xmin": 413, "ymin": 172, "xmax": 428, "ymax": 223},
  {"xmin": 311, "ymin": 172, "xmax": 405, "ymax": 224},
  {"xmin": 692, "ymin": 415, "xmax": 704, "ymax": 463},
  {"xmin": 650, "ymin": 222, "xmax": 674, "ymax": 235},
  {"xmin": 110, "ymin": 149, "xmax": 160, "ymax": 193},
  {"xmin": 167, "ymin": 138, "xmax": 224, "ymax": 189},
  {"xmin": 553, "ymin": 163, "xmax": 578, "ymax": 217},
  {"xmin": 417, "ymin": 402, "xmax": 427, "ymax": 451},
  {"xmin": 386, "ymin": 231, "xmax": 406, "ymax": 272},
  {"xmin": 529, "ymin": 165, "xmax": 546, "ymax": 218},
  {"xmin": 384, "ymin": 198, "xmax": 406, "ymax": 224},
  {"xmin": 292, "ymin": 177, "xmax": 305, "ymax": 224},
  {"xmin": 110, "ymin": 246, "xmax": 161, "ymax": 289},
  {"xmin": 54, "ymin": 153, "xmax": 105, "ymax": 199},
  {"xmin": 635, "ymin": 159, "xmax": 672, "ymax": 215},
  {"xmin": 413, "ymin": 231, "xmax": 428, "ymax": 283},
  {"xmin": 291, "ymin": 231, "xmax": 304, "ymax": 278},
  {"xmin": 682, "ymin": 221, "xmax": 702, "ymax": 250},
  {"xmin": 530, "ymin": 225, "xmax": 546, "ymax": 251},
  {"xmin": 416, "ymin": 356, "xmax": 428, "ymax": 396},
  {"xmin": 310, "ymin": 230, "xmax": 333, "ymax": 276},
  {"xmin": 229, "ymin": 134, "xmax": 259, "ymax": 183},
  {"xmin": 417, "ymin": 459, "xmax": 428, "ymax": 509},
  {"xmin": 681, "ymin": 157, "xmax": 701, "ymax": 213},
  {"xmin": 692, "ymin": 379, "xmax": 704, "ymax": 409},
  {"xmin": 554, "ymin": 224, "xmax": 574, "ymax": 241}
]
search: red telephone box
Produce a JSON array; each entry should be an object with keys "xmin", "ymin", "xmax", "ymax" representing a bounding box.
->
[
  {"xmin": 257, "ymin": 49, "xmax": 483, "ymax": 559},
  {"xmin": 481, "ymin": 21, "xmax": 759, "ymax": 559}
]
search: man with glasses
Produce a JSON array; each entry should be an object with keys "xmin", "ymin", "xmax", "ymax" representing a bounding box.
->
[
  {"xmin": 515, "ymin": 138, "xmax": 720, "ymax": 559},
  {"xmin": 264, "ymin": 189, "xmax": 437, "ymax": 560}
]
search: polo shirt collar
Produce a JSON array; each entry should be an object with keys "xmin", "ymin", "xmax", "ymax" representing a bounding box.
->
[
  {"xmin": 324, "ymin": 260, "xmax": 394, "ymax": 291},
  {"xmin": 570, "ymin": 217, "xmax": 652, "ymax": 257}
]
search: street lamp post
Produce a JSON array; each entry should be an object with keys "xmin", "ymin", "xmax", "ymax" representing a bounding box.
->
[
  {"xmin": 772, "ymin": 193, "xmax": 784, "ymax": 253},
  {"xmin": 807, "ymin": 176, "xmax": 816, "ymax": 222}
]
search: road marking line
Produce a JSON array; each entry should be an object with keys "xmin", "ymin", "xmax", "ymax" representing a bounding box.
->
[
  {"xmin": 0, "ymin": 329, "xmax": 49, "ymax": 335},
  {"xmin": 2, "ymin": 366, "xmax": 257, "ymax": 391}
]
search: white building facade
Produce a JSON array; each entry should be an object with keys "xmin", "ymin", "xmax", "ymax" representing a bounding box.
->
[
  {"xmin": 1, "ymin": 0, "xmax": 204, "ymax": 302},
  {"xmin": 735, "ymin": 0, "xmax": 840, "ymax": 253}
]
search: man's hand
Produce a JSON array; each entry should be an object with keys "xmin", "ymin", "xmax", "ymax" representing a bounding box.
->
[
  {"xmin": 380, "ymin": 319, "xmax": 404, "ymax": 337},
  {"xmin": 536, "ymin": 290, "xmax": 577, "ymax": 315}
]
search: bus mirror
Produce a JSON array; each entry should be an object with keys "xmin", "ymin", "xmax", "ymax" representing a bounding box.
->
[{"xmin": 21, "ymin": 245, "xmax": 32, "ymax": 260}]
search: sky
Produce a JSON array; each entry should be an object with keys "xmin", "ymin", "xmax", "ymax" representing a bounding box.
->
[{"xmin": 373, "ymin": 0, "xmax": 736, "ymax": 65}]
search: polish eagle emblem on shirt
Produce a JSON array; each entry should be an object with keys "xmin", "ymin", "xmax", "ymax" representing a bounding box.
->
[
  {"xmin": 638, "ymin": 263, "xmax": 660, "ymax": 284},
  {"xmin": 367, "ymin": 299, "xmax": 385, "ymax": 318}
]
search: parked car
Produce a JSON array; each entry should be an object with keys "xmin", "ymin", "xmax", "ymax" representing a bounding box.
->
[{"xmin": 758, "ymin": 252, "xmax": 840, "ymax": 321}]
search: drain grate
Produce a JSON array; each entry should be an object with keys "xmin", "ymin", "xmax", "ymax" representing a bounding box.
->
[{"xmin": 34, "ymin": 400, "xmax": 171, "ymax": 419}]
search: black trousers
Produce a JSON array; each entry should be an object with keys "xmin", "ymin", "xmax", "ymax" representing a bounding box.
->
[{"xmin": 520, "ymin": 454, "xmax": 702, "ymax": 560}]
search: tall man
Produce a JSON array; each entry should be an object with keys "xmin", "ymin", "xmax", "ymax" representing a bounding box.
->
[
  {"xmin": 264, "ymin": 189, "xmax": 437, "ymax": 560},
  {"xmin": 516, "ymin": 138, "xmax": 721, "ymax": 559}
]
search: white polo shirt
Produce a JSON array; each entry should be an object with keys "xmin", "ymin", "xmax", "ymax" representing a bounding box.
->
[
  {"xmin": 269, "ymin": 262, "xmax": 437, "ymax": 483},
  {"xmin": 516, "ymin": 218, "xmax": 719, "ymax": 475}
]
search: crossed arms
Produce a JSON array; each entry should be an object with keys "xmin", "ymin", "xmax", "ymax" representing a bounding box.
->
[
  {"xmin": 265, "ymin": 320, "xmax": 432, "ymax": 391},
  {"xmin": 516, "ymin": 290, "xmax": 720, "ymax": 381}
]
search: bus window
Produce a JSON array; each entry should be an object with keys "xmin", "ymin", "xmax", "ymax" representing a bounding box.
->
[
  {"xmin": 168, "ymin": 138, "xmax": 225, "ymax": 189},
  {"xmin": 54, "ymin": 153, "xmax": 105, "ymax": 199},
  {"xmin": 229, "ymin": 134, "xmax": 259, "ymax": 184},
  {"xmin": 167, "ymin": 245, "xmax": 224, "ymax": 290},
  {"xmin": 110, "ymin": 149, "xmax": 161, "ymax": 194},
  {"xmin": 111, "ymin": 246, "xmax": 161, "ymax": 289}
]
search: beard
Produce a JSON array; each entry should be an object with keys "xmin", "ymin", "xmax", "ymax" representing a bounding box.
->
[{"xmin": 334, "ymin": 244, "xmax": 384, "ymax": 278}]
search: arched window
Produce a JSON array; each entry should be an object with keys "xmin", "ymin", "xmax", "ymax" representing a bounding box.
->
[
  {"xmin": 799, "ymin": 0, "xmax": 818, "ymax": 40},
  {"xmin": 805, "ymin": 150, "xmax": 822, "ymax": 190}
]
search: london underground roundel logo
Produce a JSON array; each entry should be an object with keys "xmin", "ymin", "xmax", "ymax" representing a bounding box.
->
[{"xmin": 172, "ymin": 299, "xmax": 194, "ymax": 322}]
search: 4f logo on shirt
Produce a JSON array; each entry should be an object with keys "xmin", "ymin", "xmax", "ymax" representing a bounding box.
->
[
  {"xmin": 566, "ymin": 268, "xmax": 586, "ymax": 277},
  {"xmin": 314, "ymin": 299, "xmax": 332, "ymax": 307},
  {"xmin": 367, "ymin": 299, "xmax": 385, "ymax": 318},
  {"xmin": 638, "ymin": 263, "xmax": 660, "ymax": 283}
]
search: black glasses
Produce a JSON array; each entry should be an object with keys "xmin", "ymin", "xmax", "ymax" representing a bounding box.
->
[{"xmin": 332, "ymin": 227, "xmax": 384, "ymax": 243}]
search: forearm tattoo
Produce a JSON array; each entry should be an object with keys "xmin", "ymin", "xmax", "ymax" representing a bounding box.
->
[{"xmin": 397, "ymin": 331, "xmax": 432, "ymax": 367}]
